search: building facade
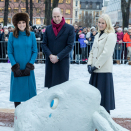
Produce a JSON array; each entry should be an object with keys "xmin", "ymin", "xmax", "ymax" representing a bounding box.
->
[
  {"xmin": 72, "ymin": 0, "xmax": 80, "ymax": 24},
  {"xmin": 79, "ymin": 0, "xmax": 103, "ymax": 26},
  {"xmin": 105, "ymin": 0, "xmax": 122, "ymax": 26},
  {"xmin": 102, "ymin": 0, "xmax": 109, "ymax": 14},
  {"xmin": 0, "ymin": 0, "xmax": 73, "ymax": 26}
]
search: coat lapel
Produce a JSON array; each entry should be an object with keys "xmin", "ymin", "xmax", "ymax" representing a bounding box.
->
[
  {"xmin": 98, "ymin": 33, "xmax": 108, "ymax": 41},
  {"xmin": 55, "ymin": 24, "xmax": 66, "ymax": 39}
]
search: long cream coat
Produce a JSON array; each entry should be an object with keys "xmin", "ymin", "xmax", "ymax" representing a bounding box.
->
[{"xmin": 87, "ymin": 32, "xmax": 117, "ymax": 73}]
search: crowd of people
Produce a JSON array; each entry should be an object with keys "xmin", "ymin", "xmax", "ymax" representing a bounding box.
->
[
  {"xmin": 0, "ymin": 20, "xmax": 131, "ymax": 65},
  {"xmin": 71, "ymin": 23, "xmax": 131, "ymax": 65},
  {"xmin": 0, "ymin": 7, "xmax": 127, "ymax": 119}
]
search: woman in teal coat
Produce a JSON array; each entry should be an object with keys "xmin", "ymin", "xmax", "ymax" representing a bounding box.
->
[{"xmin": 8, "ymin": 13, "xmax": 37, "ymax": 108}]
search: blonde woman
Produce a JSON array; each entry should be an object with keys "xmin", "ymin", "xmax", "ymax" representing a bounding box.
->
[{"xmin": 87, "ymin": 14, "xmax": 117, "ymax": 114}]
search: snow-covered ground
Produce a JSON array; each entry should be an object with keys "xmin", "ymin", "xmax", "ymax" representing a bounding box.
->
[
  {"xmin": 0, "ymin": 63, "xmax": 131, "ymax": 118},
  {"xmin": 0, "ymin": 126, "xmax": 13, "ymax": 131}
]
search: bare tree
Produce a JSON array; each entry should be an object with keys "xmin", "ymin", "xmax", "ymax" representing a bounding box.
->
[
  {"xmin": 44, "ymin": 0, "xmax": 60, "ymax": 25},
  {"xmin": 4, "ymin": 0, "xmax": 9, "ymax": 26},
  {"xmin": 78, "ymin": 12, "xmax": 93, "ymax": 27},
  {"xmin": 26, "ymin": 0, "xmax": 29, "ymax": 13},
  {"xmin": 52, "ymin": 0, "xmax": 59, "ymax": 9},
  {"xmin": 30, "ymin": 0, "xmax": 33, "ymax": 25},
  {"xmin": 121, "ymin": 0, "xmax": 130, "ymax": 28},
  {"xmin": 44, "ymin": 0, "xmax": 51, "ymax": 25}
]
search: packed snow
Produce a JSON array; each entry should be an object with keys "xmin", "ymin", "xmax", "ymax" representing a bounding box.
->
[
  {"xmin": 0, "ymin": 63, "xmax": 131, "ymax": 118},
  {"xmin": 0, "ymin": 126, "xmax": 13, "ymax": 131}
]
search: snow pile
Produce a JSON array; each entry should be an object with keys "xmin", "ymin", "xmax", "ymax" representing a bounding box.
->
[
  {"xmin": 0, "ymin": 63, "xmax": 131, "ymax": 118},
  {"xmin": 14, "ymin": 80, "xmax": 129, "ymax": 131}
]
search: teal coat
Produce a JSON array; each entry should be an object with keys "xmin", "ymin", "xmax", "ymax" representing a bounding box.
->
[{"xmin": 8, "ymin": 31, "xmax": 37, "ymax": 102}]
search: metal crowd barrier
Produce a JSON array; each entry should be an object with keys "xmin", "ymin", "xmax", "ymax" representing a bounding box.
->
[{"xmin": 0, "ymin": 41, "xmax": 130, "ymax": 64}]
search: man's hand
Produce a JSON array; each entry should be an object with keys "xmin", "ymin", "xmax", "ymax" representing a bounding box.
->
[{"xmin": 49, "ymin": 54, "xmax": 59, "ymax": 64}]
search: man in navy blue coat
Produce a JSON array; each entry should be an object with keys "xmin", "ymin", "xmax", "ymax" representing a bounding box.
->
[{"xmin": 42, "ymin": 7, "xmax": 74, "ymax": 88}]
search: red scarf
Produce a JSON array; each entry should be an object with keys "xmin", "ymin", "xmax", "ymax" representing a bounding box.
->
[{"xmin": 51, "ymin": 17, "xmax": 65, "ymax": 36}]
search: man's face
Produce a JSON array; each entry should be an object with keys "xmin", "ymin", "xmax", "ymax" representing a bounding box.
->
[
  {"xmin": 74, "ymin": 25, "xmax": 78, "ymax": 30},
  {"xmin": 52, "ymin": 11, "xmax": 62, "ymax": 24}
]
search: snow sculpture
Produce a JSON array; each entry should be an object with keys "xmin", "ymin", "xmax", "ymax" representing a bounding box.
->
[{"xmin": 14, "ymin": 80, "xmax": 129, "ymax": 131}]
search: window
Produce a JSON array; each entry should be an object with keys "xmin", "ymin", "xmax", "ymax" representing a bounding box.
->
[
  {"xmin": 61, "ymin": 9, "xmax": 63, "ymax": 14},
  {"xmin": 66, "ymin": 0, "xmax": 71, "ymax": 4},
  {"xmin": 0, "ymin": 8, "xmax": 4, "ymax": 13},
  {"xmin": 76, "ymin": 1, "xmax": 78, "ymax": 6},
  {"xmin": 8, "ymin": 18, "xmax": 11, "ymax": 23},
  {"xmin": 8, "ymin": 8, "xmax": 11, "ymax": 13},
  {"xmin": 86, "ymin": 4, "xmax": 88, "ymax": 8},
  {"xmin": 13, "ymin": 8, "xmax": 19, "ymax": 13},
  {"xmin": 36, "ymin": 19, "xmax": 41, "ymax": 25},
  {"xmin": 90, "ymin": 3, "xmax": 92, "ymax": 8},
  {"xmin": 14, "ymin": 0, "xmax": 19, "ymax": 2},
  {"xmin": 0, "ymin": 18, "xmax": 3, "ymax": 23},
  {"xmin": 36, "ymin": 0, "xmax": 41, "ymax": 3},
  {"xmin": 0, "ymin": 0, "xmax": 4, "ymax": 1},
  {"xmin": 75, "ymin": 11, "xmax": 77, "ymax": 17},
  {"xmin": 59, "ymin": 0, "xmax": 63, "ymax": 3},
  {"xmin": 96, "ymin": 12, "xmax": 99, "ymax": 17},
  {"xmin": 36, "ymin": 8, "xmax": 41, "ymax": 14},
  {"xmin": 21, "ymin": 8, "xmax": 26, "ymax": 13},
  {"xmin": 21, "ymin": 0, "xmax": 26, "ymax": 2},
  {"xmin": 65, "ymin": 9, "xmax": 70, "ymax": 14},
  {"xmin": 65, "ymin": 19, "xmax": 70, "ymax": 24},
  {"xmin": 96, "ymin": 5, "xmax": 99, "ymax": 9}
]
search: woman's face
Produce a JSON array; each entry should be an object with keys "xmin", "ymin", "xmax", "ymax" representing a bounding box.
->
[
  {"xmin": 93, "ymin": 31, "xmax": 96, "ymax": 35},
  {"xmin": 17, "ymin": 21, "xmax": 26, "ymax": 31},
  {"xmin": 118, "ymin": 30, "xmax": 122, "ymax": 33},
  {"xmin": 98, "ymin": 18, "xmax": 107, "ymax": 31}
]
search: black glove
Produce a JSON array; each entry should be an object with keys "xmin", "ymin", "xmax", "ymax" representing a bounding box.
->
[
  {"xmin": 23, "ymin": 63, "xmax": 34, "ymax": 76},
  {"xmin": 11, "ymin": 63, "xmax": 22, "ymax": 77},
  {"xmin": 88, "ymin": 65, "xmax": 92, "ymax": 74},
  {"xmin": 88, "ymin": 65, "xmax": 97, "ymax": 74}
]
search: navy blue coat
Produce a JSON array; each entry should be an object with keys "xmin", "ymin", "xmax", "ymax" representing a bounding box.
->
[{"xmin": 42, "ymin": 23, "xmax": 74, "ymax": 88}]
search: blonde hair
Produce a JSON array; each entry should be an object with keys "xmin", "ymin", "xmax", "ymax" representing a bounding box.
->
[{"xmin": 98, "ymin": 14, "xmax": 115, "ymax": 33}]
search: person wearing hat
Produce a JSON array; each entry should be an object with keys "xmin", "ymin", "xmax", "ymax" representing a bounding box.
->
[
  {"xmin": 78, "ymin": 33, "xmax": 88, "ymax": 63},
  {"xmin": 123, "ymin": 27, "xmax": 128, "ymax": 34},
  {"xmin": 123, "ymin": 27, "xmax": 131, "ymax": 65},
  {"xmin": 7, "ymin": 12, "xmax": 37, "ymax": 108},
  {"xmin": 115, "ymin": 28, "xmax": 124, "ymax": 64}
]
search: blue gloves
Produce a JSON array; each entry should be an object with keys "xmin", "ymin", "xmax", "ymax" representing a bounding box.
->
[{"xmin": 88, "ymin": 65, "xmax": 97, "ymax": 74}]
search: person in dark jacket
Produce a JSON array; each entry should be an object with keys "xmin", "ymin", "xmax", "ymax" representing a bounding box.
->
[
  {"xmin": 115, "ymin": 28, "xmax": 124, "ymax": 64},
  {"xmin": 42, "ymin": 7, "xmax": 74, "ymax": 88},
  {"xmin": 73, "ymin": 24, "xmax": 81, "ymax": 64},
  {"xmin": 0, "ymin": 25, "xmax": 4, "ymax": 62},
  {"xmin": 89, "ymin": 28, "xmax": 97, "ymax": 50},
  {"xmin": 0, "ymin": 25, "xmax": 3, "ymax": 41}
]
